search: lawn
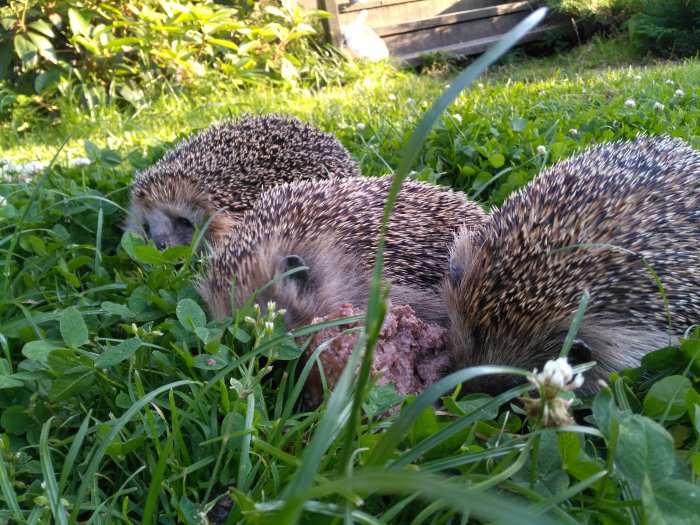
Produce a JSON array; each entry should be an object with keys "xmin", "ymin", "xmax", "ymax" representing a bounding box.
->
[{"xmin": 1, "ymin": 33, "xmax": 700, "ymax": 523}]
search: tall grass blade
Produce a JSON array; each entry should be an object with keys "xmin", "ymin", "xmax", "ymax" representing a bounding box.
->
[
  {"xmin": 40, "ymin": 417, "xmax": 69, "ymax": 525},
  {"xmin": 341, "ymin": 3, "xmax": 549, "ymax": 475},
  {"xmin": 68, "ymin": 379, "xmax": 195, "ymax": 524}
]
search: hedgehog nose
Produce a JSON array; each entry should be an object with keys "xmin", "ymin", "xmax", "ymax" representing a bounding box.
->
[{"xmin": 155, "ymin": 239, "xmax": 168, "ymax": 250}]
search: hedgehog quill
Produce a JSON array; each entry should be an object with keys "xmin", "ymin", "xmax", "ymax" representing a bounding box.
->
[
  {"xmin": 127, "ymin": 114, "xmax": 360, "ymax": 248},
  {"xmin": 444, "ymin": 135, "xmax": 700, "ymax": 395}
]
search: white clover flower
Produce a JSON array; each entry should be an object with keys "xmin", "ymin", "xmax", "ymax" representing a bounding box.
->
[
  {"xmin": 406, "ymin": 98, "xmax": 414, "ymax": 105},
  {"xmin": 524, "ymin": 356, "xmax": 585, "ymax": 427},
  {"xmin": 624, "ymin": 99, "xmax": 636, "ymax": 108},
  {"xmin": 536, "ymin": 145, "xmax": 547, "ymax": 156},
  {"xmin": 356, "ymin": 122, "xmax": 366, "ymax": 131},
  {"xmin": 675, "ymin": 89, "xmax": 685, "ymax": 98},
  {"xmin": 665, "ymin": 79, "xmax": 674, "ymax": 85},
  {"xmin": 21, "ymin": 161, "xmax": 47, "ymax": 177},
  {"xmin": 530, "ymin": 357, "xmax": 584, "ymax": 391},
  {"xmin": 69, "ymin": 157, "xmax": 91, "ymax": 168},
  {"xmin": 451, "ymin": 113, "xmax": 462, "ymax": 125},
  {"xmin": 654, "ymin": 102, "xmax": 665, "ymax": 111},
  {"xmin": 634, "ymin": 75, "xmax": 641, "ymax": 82},
  {"xmin": 477, "ymin": 83, "xmax": 484, "ymax": 89},
  {"xmin": 568, "ymin": 128, "xmax": 578, "ymax": 136},
  {"xmin": 388, "ymin": 93, "xmax": 397, "ymax": 101}
]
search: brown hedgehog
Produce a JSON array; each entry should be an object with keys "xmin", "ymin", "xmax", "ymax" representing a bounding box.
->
[
  {"xmin": 199, "ymin": 175, "xmax": 487, "ymax": 328},
  {"xmin": 444, "ymin": 135, "xmax": 700, "ymax": 395},
  {"xmin": 127, "ymin": 114, "xmax": 360, "ymax": 248}
]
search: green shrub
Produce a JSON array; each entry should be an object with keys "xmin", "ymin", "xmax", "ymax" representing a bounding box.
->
[
  {"xmin": 545, "ymin": 0, "xmax": 638, "ymax": 35},
  {"xmin": 0, "ymin": 0, "xmax": 329, "ymax": 108},
  {"xmin": 628, "ymin": 0, "xmax": 700, "ymax": 58}
]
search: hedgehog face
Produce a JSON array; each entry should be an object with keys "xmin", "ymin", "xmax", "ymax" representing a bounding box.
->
[
  {"xmin": 127, "ymin": 197, "xmax": 209, "ymax": 249},
  {"xmin": 141, "ymin": 207, "xmax": 198, "ymax": 249}
]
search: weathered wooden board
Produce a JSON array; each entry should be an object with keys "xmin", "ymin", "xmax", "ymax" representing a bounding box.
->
[{"xmin": 298, "ymin": 0, "xmax": 567, "ymax": 62}]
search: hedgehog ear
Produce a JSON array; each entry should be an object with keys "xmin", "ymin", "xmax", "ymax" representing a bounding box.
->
[
  {"xmin": 568, "ymin": 338, "xmax": 593, "ymax": 366},
  {"xmin": 279, "ymin": 255, "xmax": 309, "ymax": 286}
]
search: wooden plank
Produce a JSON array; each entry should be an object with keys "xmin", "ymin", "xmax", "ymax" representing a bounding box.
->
[
  {"xmin": 338, "ymin": 0, "xmax": 503, "ymax": 27},
  {"xmin": 319, "ymin": 0, "xmax": 343, "ymax": 47},
  {"xmin": 381, "ymin": 11, "xmax": 533, "ymax": 55},
  {"xmin": 399, "ymin": 24, "xmax": 564, "ymax": 63},
  {"xmin": 375, "ymin": 1, "xmax": 534, "ymax": 37}
]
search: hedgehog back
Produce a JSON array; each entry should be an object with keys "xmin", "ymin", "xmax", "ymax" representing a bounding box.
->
[
  {"xmin": 204, "ymin": 175, "xmax": 487, "ymax": 322},
  {"xmin": 132, "ymin": 114, "xmax": 360, "ymax": 214},
  {"xmin": 445, "ymin": 135, "xmax": 700, "ymax": 392}
]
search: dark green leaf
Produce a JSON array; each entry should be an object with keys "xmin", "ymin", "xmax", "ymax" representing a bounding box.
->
[
  {"xmin": 643, "ymin": 477, "xmax": 700, "ymax": 525},
  {"xmin": 101, "ymin": 301, "xmax": 136, "ymax": 318},
  {"xmin": 94, "ymin": 338, "xmax": 142, "ymax": 368},
  {"xmin": 22, "ymin": 340, "xmax": 60, "ymax": 362},
  {"xmin": 644, "ymin": 375, "xmax": 692, "ymax": 419},
  {"xmin": 616, "ymin": 415, "xmax": 674, "ymax": 488},
  {"xmin": 176, "ymin": 299, "xmax": 206, "ymax": 331},
  {"xmin": 48, "ymin": 371, "xmax": 94, "ymax": 402},
  {"xmin": 60, "ymin": 307, "xmax": 89, "ymax": 348},
  {"xmin": 193, "ymin": 353, "xmax": 227, "ymax": 370},
  {"xmin": 105, "ymin": 436, "xmax": 146, "ymax": 457},
  {"xmin": 1, "ymin": 405, "xmax": 28, "ymax": 434}
]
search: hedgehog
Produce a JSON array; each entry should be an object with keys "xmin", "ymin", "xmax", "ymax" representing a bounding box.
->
[
  {"xmin": 127, "ymin": 114, "xmax": 360, "ymax": 248},
  {"xmin": 199, "ymin": 175, "xmax": 487, "ymax": 328},
  {"xmin": 443, "ymin": 135, "xmax": 700, "ymax": 396}
]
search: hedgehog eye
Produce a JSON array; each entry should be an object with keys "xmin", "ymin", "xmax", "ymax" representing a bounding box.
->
[{"xmin": 175, "ymin": 217, "xmax": 193, "ymax": 229}]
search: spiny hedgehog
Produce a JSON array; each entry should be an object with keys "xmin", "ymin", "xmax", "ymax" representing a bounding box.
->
[
  {"xmin": 127, "ymin": 114, "xmax": 360, "ymax": 248},
  {"xmin": 443, "ymin": 135, "xmax": 700, "ymax": 395},
  {"xmin": 199, "ymin": 175, "xmax": 487, "ymax": 328}
]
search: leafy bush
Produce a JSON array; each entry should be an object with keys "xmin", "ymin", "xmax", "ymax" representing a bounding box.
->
[
  {"xmin": 627, "ymin": 0, "xmax": 700, "ymax": 58},
  {"xmin": 0, "ymin": 0, "xmax": 328, "ymax": 109},
  {"xmin": 545, "ymin": 0, "xmax": 638, "ymax": 37}
]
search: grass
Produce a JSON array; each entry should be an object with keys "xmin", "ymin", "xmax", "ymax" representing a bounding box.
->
[{"xmin": 1, "ymin": 32, "xmax": 700, "ymax": 523}]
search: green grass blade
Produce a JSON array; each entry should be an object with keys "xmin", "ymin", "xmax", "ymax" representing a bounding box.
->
[
  {"xmin": 58, "ymin": 411, "xmax": 92, "ymax": 493},
  {"xmin": 237, "ymin": 393, "xmax": 256, "ymax": 491},
  {"xmin": 0, "ymin": 440, "xmax": 23, "ymax": 518},
  {"xmin": 68, "ymin": 379, "xmax": 196, "ymax": 524},
  {"xmin": 142, "ymin": 439, "xmax": 174, "ymax": 525},
  {"xmin": 273, "ymin": 334, "xmax": 368, "ymax": 523},
  {"xmin": 560, "ymin": 289, "xmax": 590, "ymax": 358},
  {"xmin": 39, "ymin": 417, "xmax": 69, "ymax": 525},
  {"xmin": 340, "ymin": 3, "xmax": 549, "ymax": 479},
  {"xmin": 302, "ymin": 470, "xmax": 562, "ymax": 525},
  {"xmin": 367, "ymin": 365, "xmax": 530, "ymax": 467}
]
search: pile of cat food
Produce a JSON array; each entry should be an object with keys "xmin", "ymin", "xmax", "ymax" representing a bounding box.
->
[{"xmin": 301, "ymin": 302, "xmax": 451, "ymax": 409}]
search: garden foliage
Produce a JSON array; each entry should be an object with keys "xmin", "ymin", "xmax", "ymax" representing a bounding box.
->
[
  {"xmin": 547, "ymin": 0, "xmax": 700, "ymax": 57},
  {"xmin": 0, "ymin": 0, "xmax": 328, "ymax": 108},
  {"xmin": 0, "ymin": 17, "xmax": 699, "ymax": 523},
  {"xmin": 627, "ymin": 0, "xmax": 700, "ymax": 58}
]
